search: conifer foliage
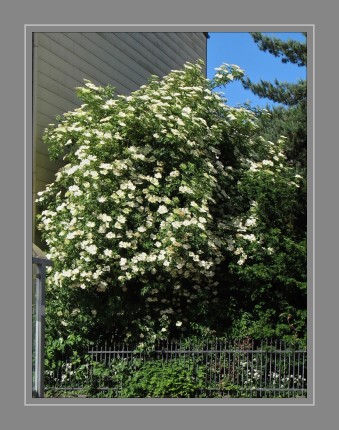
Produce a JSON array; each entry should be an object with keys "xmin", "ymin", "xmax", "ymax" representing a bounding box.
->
[{"xmin": 242, "ymin": 32, "xmax": 307, "ymax": 106}]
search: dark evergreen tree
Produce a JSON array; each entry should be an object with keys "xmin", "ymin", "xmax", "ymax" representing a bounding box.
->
[
  {"xmin": 222, "ymin": 33, "xmax": 308, "ymax": 342},
  {"xmin": 242, "ymin": 33, "xmax": 307, "ymax": 106},
  {"xmin": 242, "ymin": 33, "xmax": 307, "ymax": 169}
]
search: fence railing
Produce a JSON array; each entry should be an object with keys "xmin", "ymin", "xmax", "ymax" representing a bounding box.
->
[{"xmin": 45, "ymin": 338, "xmax": 307, "ymax": 398}]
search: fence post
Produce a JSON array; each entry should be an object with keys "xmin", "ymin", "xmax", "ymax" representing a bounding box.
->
[{"xmin": 32, "ymin": 245, "xmax": 53, "ymax": 398}]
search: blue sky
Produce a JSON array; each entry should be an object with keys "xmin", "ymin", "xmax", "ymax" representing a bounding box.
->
[{"xmin": 207, "ymin": 32, "xmax": 307, "ymax": 108}]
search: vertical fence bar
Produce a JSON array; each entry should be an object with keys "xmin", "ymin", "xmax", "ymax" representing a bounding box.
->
[
  {"xmin": 245, "ymin": 346, "xmax": 248, "ymax": 397},
  {"xmin": 291, "ymin": 344, "xmax": 294, "ymax": 398},
  {"xmin": 179, "ymin": 339, "xmax": 182, "ymax": 362},
  {"xmin": 208, "ymin": 339, "xmax": 211, "ymax": 395},
  {"xmin": 283, "ymin": 340, "xmax": 286, "ymax": 398},
  {"xmin": 297, "ymin": 346, "xmax": 301, "ymax": 396},
  {"xmin": 301, "ymin": 351, "xmax": 305, "ymax": 396},
  {"xmin": 264, "ymin": 339, "xmax": 268, "ymax": 398},
  {"xmin": 232, "ymin": 339, "xmax": 235, "ymax": 394},
  {"xmin": 90, "ymin": 345, "xmax": 94, "ymax": 388},
  {"xmin": 86, "ymin": 348, "xmax": 90, "ymax": 389},
  {"xmin": 288, "ymin": 344, "xmax": 291, "ymax": 398},
  {"xmin": 237, "ymin": 339, "xmax": 240, "ymax": 397},
  {"xmin": 219, "ymin": 340, "xmax": 222, "ymax": 394},
  {"xmin": 251, "ymin": 344, "xmax": 254, "ymax": 398},
  {"xmin": 214, "ymin": 339, "xmax": 217, "ymax": 393},
  {"xmin": 222, "ymin": 338, "xmax": 226, "ymax": 396},
  {"xmin": 202, "ymin": 338, "xmax": 206, "ymax": 395},
  {"xmin": 274, "ymin": 339, "xmax": 278, "ymax": 398},
  {"xmin": 270, "ymin": 339, "xmax": 273, "ymax": 398},
  {"xmin": 295, "ymin": 345, "xmax": 299, "ymax": 398},
  {"xmin": 165, "ymin": 339, "xmax": 168, "ymax": 365},
  {"xmin": 278, "ymin": 340, "xmax": 282, "ymax": 398},
  {"xmin": 249, "ymin": 344, "xmax": 253, "ymax": 398},
  {"xmin": 228, "ymin": 339, "xmax": 232, "ymax": 391},
  {"xmin": 259, "ymin": 340, "xmax": 263, "ymax": 398}
]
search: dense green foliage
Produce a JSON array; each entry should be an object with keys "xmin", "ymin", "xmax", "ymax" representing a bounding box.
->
[
  {"xmin": 119, "ymin": 359, "xmax": 207, "ymax": 398},
  {"xmin": 44, "ymin": 357, "xmax": 233, "ymax": 398},
  {"xmin": 229, "ymin": 33, "xmax": 308, "ymax": 340},
  {"xmin": 37, "ymin": 59, "xmax": 306, "ymax": 365}
]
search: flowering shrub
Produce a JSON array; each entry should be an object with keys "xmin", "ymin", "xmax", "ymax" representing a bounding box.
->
[{"xmin": 37, "ymin": 60, "xmax": 305, "ymax": 348}]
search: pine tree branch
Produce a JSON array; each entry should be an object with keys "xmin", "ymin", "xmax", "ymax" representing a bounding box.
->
[
  {"xmin": 242, "ymin": 77, "xmax": 306, "ymax": 106},
  {"xmin": 250, "ymin": 33, "xmax": 307, "ymax": 67}
]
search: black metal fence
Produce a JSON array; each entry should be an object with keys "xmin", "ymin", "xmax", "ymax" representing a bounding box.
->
[{"xmin": 45, "ymin": 338, "xmax": 307, "ymax": 398}]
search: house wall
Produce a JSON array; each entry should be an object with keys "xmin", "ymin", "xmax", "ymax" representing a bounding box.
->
[{"xmin": 33, "ymin": 31, "xmax": 207, "ymax": 246}]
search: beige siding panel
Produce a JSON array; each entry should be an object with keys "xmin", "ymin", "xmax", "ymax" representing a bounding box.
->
[
  {"xmin": 38, "ymin": 35, "xmax": 131, "ymax": 94},
  {"xmin": 36, "ymin": 108, "xmax": 64, "ymax": 130},
  {"xmin": 181, "ymin": 32, "xmax": 206, "ymax": 51},
  {"xmin": 85, "ymin": 32, "xmax": 165, "ymax": 85},
  {"xmin": 176, "ymin": 32, "xmax": 206, "ymax": 60},
  {"xmin": 100, "ymin": 32, "xmax": 205, "ymax": 82},
  {"xmin": 67, "ymin": 33, "xmax": 149, "ymax": 89},
  {"xmin": 36, "ymin": 89, "xmax": 86, "ymax": 136},
  {"xmin": 156, "ymin": 32, "xmax": 205, "ymax": 64},
  {"xmin": 126, "ymin": 33, "xmax": 187, "ymax": 75},
  {"xmin": 35, "ymin": 131, "xmax": 50, "ymax": 157},
  {"xmin": 38, "ymin": 60, "xmax": 82, "ymax": 100},
  {"xmin": 35, "ymin": 156, "xmax": 63, "ymax": 177},
  {"xmin": 38, "ymin": 73, "xmax": 80, "ymax": 110},
  {"xmin": 42, "ymin": 33, "xmax": 136, "ymax": 92},
  {"xmin": 140, "ymin": 32, "xmax": 204, "ymax": 69},
  {"xmin": 185, "ymin": 32, "xmax": 207, "ymax": 54},
  {"xmin": 101, "ymin": 33, "xmax": 171, "ymax": 78},
  {"xmin": 36, "ymin": 154, "xmax": 62, "ymax": 186},
  {"xmin": 37, "ymin": 43, "xmax": 99, "ymax": 88},
  {"xmin": 181, "ymin": 32, "xmax": 207, "ymax": 60},
  {"xmin": 36, "ymin": 151, "xmax": 64, "ymax": 177},
  {"xmin": 38, "ymin": 85, "xmax": 78, "ymax": 115}
]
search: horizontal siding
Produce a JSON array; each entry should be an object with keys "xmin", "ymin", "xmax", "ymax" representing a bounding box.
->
[
  {"xmin": 139, "ymin": 32, "xmax": 193, "ymax": 70},
  {"xmin": 68, "ymin": 33, "xmax": 149, "ymax": 89},
  {"xmin": 37, "ymin": 79, "xmax": 78, "ymax": 115},
  {"xmin": 101, "ymin": 32, "xmax": 172, "ymax": 78},
  {"xmin": 122, "ymin": 32, "xmax": 203, "ymax": 77},
  {"xmin": 37, "ymin": 43, "xmax": 99, "ymax": 89},
  {"xmin": 35, "ymin": 137, "xmax": 50, "ymax": 160},
  {"xmin": 38, "ymin": 34, "xmax": 132, "ymax": 94},
  {"xmin": 36, "ymin": 105, "xmax": 64, "ymax": 129},
  {"xmin": 38, "ymin": 85, "xmax": 79, "ymax": 115},
  {"xmin": 182, "ymin": 32, "xmax": 207, "ymax": 53},
  {"xmin": 153, "ymin": 32, "xmax": 205, "ymax": 65},
  {"xmin": 33, "ymin": 31, "xmax": 207, "ymax": 244},
  {"xmin": 38, "ymin": 59, "xmax": 83, "ymax": 101},
  {"xmin": 91, "ymin": 33, "xmax": 166, "ymax": 83},
  {"xmin": 35, "ymin": 151, "xmax": 64, "ymax": 181},
  {"xmin": 47, "ymin": 33, "xmax": 140, "ymax": 90}
]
